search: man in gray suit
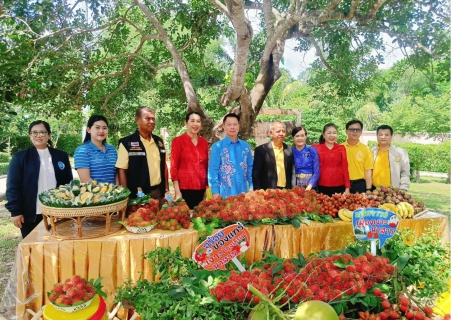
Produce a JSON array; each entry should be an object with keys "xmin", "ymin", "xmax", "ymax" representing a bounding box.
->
[{"xmin": 252, "ymin": 121, "xmax": 294, "ymax": 190}]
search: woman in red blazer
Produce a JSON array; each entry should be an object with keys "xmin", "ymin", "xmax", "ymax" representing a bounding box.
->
[
  {"xmin": 313, "ymin": 123, "xmax": 350, "ymax": 196},
  {"xmin": 170, "ymin": 112, "xmax": 208, "ymax": 209}
]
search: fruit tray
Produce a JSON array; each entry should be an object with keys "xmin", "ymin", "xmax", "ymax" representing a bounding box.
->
[{"xmin": 40, "ymin": 198, "xmax": 128, "ymax": 240}]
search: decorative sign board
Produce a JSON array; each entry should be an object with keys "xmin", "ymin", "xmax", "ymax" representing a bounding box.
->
[
  {"xmin": 192, "ymin": 222, "xmax": 250, "ymax": 272},
  {"xmin": 352, "ymin": 207, "xmax": 400, "ymax": 255}
]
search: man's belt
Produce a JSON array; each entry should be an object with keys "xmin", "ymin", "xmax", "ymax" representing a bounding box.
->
[{"xmin": 296, "ymin": 173, "xmax": 313, "ymax": 179}]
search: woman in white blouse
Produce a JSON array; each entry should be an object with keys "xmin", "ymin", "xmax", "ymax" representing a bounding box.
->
[{"xmin": 6, "ymin": 121, "xmax": 73, "ymax": 238}]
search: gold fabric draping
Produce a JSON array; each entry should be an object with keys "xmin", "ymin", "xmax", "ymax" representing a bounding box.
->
[{"xmin": 14, "ymin": 212, "xmax": 448, "ymax": 320}]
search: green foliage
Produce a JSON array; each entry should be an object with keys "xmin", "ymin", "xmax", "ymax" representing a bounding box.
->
[
  {"xmin": 56, "ymin": 134, "xmax": 82, "ymax": 156},
  {"xmin": 380, "ymin": 227, "xmax": 450, "ymax": 299},
  {"xmin": 0, "ymin": 163, "xmax": 9, "ymax": 175},
  {"xmin": 115, "ymin": 247, "xmax": 248, "ymax": 319},
  {"xmin": 142, "ymin": 247, "xmax": 198, "ymax": 280},
  {"xmin": 0, "ymin": 153, "xmax": 10, "ymax": 162},
  {"xmin": 10, "ymin": 136, "xmax": 32, "ymax": 154}
]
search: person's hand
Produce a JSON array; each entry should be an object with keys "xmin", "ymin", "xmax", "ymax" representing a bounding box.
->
[
  {"xmin": 306, "ymin": 185, "xmax": 312, "ymax": 191},
  {"xmin": 344, "ymin": 188, "xmax": 350, "ymax": 194},
  {"xmin": 213, "ymin": 193, "xmax": 221, "ymax": 200},
  {"xmin": 12, "ymin": 215, "xmax": 24, "ymax": 229},
  {"xmin": 175, "ymin": 191, "xmax": 182, "ymax": 200}
]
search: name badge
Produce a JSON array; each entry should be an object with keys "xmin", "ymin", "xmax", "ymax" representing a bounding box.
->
[
  {"xmin": 395, "ymin": 157, "xmax": 400, "ymax": 162},
  {"xmin": 160, "ymin": 150, "xmax": 166, "ymax": 153},
  {"xmin": 58, "ymin": 161, "xmax": 65, "ymax": 170},
  {"xmin": 130, "ymin": 142, "xmax": 140, "ymax": 147},
  {"xmin": 129, "ymin": 152, "xmax": 145, "ymax": 156}
]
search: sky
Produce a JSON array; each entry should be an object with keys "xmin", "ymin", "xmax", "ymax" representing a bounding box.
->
[{"xmin": 281, "ymin": 35, "xmax": 406, "ymax": 79}]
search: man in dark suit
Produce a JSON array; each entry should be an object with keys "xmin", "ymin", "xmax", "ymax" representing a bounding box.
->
[{"xmin": 252, "ymin": 121, "xmax": 294, "ymax": 190}]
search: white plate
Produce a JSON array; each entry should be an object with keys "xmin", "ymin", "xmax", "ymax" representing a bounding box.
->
[
  {"xmin": 50, "ymin": 295, "xmax": 94, "ymax": 313},
  {"xmin": 125, "ymin": 224, "xmax": 156, "ymax": 233}
]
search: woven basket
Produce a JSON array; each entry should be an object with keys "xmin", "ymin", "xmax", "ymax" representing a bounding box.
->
[{"xmin": 40, "ymin": 198, "xmax": 128, "ymax": 240}]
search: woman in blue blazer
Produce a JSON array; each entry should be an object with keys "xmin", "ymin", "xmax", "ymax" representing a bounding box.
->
[{"xmin": 6, "ymin": 120, "xmax": 73, "ymax": 238}]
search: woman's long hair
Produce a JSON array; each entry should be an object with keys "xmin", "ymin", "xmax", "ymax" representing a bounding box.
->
[
  {"xmin": 83, "ymin": 115, "xmax": 109, "ymax": 144},
  {"xmin": 28, "ymin": 120, "xmax": 54, "ymax": 148},
  {"xmin": 319, "ymin": 123, "xmax": 338, "ymax": 144}
]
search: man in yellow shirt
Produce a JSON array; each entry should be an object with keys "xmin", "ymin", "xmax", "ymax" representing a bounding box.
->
[
  {"xmin": 252, "ymin": 121, "xmax": 294, "ymax": 190},
  {"xmin": 116, "ymin": 107, "xmax": 169, "ymax": 206},
  {"xmin": 342, "ymin": 119, "xmax": 373, "ymax": 194},
  {"xmin": 371, "ymin": 125, "xmax": 410, "ymax": 191}
]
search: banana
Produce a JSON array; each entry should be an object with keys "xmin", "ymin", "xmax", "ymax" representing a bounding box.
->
[
  {"xmin": 401, "ymin": 202, "xmax": 415, "ymax": 218},
  {"xmin": 338, "ymin": 209, "xmax": 352, "ymax": 222},
  {"xmin": 382, "ymin": 203, "xmax": 397, "ymax": 214},
  {"xmin": 397, "ymin": 202, "xmax": 409, "ymax": 219},
  {"xmin": 341, "ymin": 209, "xmax": 353, "ymax": 219}
]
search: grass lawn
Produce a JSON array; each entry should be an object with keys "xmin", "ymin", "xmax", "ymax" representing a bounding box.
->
[{"xmin": 409, "ymin": 177, "xmax": 451, "ymax": 218}]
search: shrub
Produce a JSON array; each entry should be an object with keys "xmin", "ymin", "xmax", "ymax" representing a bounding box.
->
[
  {"xmin": 0, "ymin": 163, "xmax": 8, "ymax": 175},
  {"xmin": 0, "ymin": 152, "xmax": 10, "ymax": 162},
  {"xmin": 56, "ymin": 133, "xmax": 82, "ymax": 156},
  {"xmin": 10, "ymin": 136, "xmax": 32, "ymax": 154}
]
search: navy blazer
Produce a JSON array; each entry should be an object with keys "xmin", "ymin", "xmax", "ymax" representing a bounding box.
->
[
  {"xmin": 252, "ymin": 141, "xmax": 294, "ymax": 190},
  {"xmin": 6, "ymin": 147, "xmax": 73, "ymax": 222}
]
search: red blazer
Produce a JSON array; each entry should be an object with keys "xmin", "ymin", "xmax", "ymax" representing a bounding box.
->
[
  {"xmin": 170, "ymin": 133, "xmax": 208, "ymax": 190},
  {"xmin": 313, "ymin": 143, "xmax": 351, "ymax": 188}
]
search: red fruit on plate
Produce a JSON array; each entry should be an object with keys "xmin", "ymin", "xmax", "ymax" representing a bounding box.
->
[
  {"xmin": 373, "ymin": 288, "xmax": 382, "ymax": 296},
  {"xmin": 405, "ymin": 311, "xmax": 414, "ymax": 319},
  {"xmin": 382, "ymin": 300, "xmax": 391, "ymax": 309},
  {"xmin": 414, "ymin": 311, "xmax": 424, "ymax": 320},
  {"xmin": 390, "ymin": 311, "xmax": 399, "ymax": 319}
]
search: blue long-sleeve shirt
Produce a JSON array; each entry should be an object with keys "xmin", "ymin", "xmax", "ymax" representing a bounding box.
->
[
  {"xmin": 292, "ymin": 145, "xmax": 320, "ymax": 187},
  {"xmin": 208, "ymin": 136, "xmax": 253, "ymax": 198}
]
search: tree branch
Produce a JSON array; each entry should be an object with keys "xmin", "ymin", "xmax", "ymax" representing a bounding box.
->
[
  {"xmin": 305, "ymin": 36, "xmax": 345, "ymax": 79},
  {"xmin": 209, "ymin": 0, "xmax": 231, "ymax": 20},
  {"xmin": 331, "ymin": 25, "xmax": 442, "ymax": 58},
  {"xmin": 0, "ymin": 14, "xmax": 38, "ymax": 36}
]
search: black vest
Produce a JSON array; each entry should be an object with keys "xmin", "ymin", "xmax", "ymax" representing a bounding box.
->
[{"xmin": 118, "ymin": 130, "xmax": 166, "ymax": 198}]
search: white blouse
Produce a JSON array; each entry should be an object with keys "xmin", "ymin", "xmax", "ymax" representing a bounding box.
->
[{"xmin": 36, "ymin": 148, "xmax": 57, "ymax": 215}]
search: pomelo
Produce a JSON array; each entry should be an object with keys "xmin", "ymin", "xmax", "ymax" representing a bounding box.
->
[{"xmin": 294, "ymin": 300, "xmax": 339, "ymax": 320}]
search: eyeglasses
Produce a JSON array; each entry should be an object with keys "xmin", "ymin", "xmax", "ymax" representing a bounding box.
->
[
  {"xmin": 347, "ymin": 128, "xmax": 362, "ymax": 133},
  {"xmin": 30, "ymin": 131, "xmax": 48, "ymax": 137}
]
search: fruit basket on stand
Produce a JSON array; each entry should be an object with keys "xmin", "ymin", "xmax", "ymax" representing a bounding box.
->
[{"xmin": 39, "ymin": 180, "xmax": 130, "ymax": 240}]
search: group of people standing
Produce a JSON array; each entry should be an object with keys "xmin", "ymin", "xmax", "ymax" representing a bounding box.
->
[{"xmin": 6, "ymin": 107, "xmax": 410, "ymax": 239}]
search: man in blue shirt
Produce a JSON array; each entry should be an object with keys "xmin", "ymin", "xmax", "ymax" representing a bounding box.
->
[{"xmin": 208, "ymin": 114, "xmax": 253, "ymax": 199}]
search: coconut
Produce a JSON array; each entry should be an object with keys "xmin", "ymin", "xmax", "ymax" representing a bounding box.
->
[{"xmin": 294, "ymin": 301, "xmax": 339, "ymax": 320}]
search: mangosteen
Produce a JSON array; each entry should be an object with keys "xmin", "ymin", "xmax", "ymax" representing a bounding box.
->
[
  {"xmin": 381, "ymin": 187, "xmax": 388, "ymax": 193},
  {"xmin": 408, "ymin": 199, "xmax": 415, "ymax": 204},
  {"xmin": 394, "ymin": 199, "xmax": 400, "ymax": 204},
  {"xmin": 399, "ymin": 190, "xmax": 405, "ymax": 195},
  {"xmin": 372, "ymin": 190, "xmax": 379, "ymax": 196},
  {"xmin": 397, "ymin": 195, "xmax": 404, "ymax": 201},
  {"xmin": 367, "ymin": 195, "xmax": 373, "ymax": 200},
  {"xmin": 365, "ymin": 190, "xmax": 372, "ymax": 195},
  {"xmin": 404, "ymin": 194, "xmax": 411, "ymax": 200}
]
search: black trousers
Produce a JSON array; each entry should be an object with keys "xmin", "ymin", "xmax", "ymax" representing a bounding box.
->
[
  {"xmin": 180, "ymin": 189, "xmax": 205, "ymax": 210},
  {"xmin": 20, "ymin": 214, "xmax": 43, "ymax": 239},
  {"xmin": 350, "ymin": 179, "xmax": 366, "ymax": 194},
  {"xmin": 317, "ymin": 185, "xmax": 345, "ymax": 197}
]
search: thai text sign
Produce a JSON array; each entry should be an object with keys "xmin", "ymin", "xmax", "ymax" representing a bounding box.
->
[
  {"xmin": 352, "ymin": 208, "xmax": 400, "ymax": 248},
  {"xmin": 192, "ymin": 222, "xmax": 250, "ymax": 271}
]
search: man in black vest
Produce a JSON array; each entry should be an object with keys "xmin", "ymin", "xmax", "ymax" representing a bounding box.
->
[{"xmin": 116, "ymin": 107, "xmax": 168, "ymax": 206}]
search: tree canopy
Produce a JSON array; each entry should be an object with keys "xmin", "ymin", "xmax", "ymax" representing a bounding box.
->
[{"xmin": 1, "ymin": 0, "xmax": 449, "ymax": 141}]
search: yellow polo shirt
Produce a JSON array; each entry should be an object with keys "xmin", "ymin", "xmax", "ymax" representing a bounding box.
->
[
  {"xmin": 272, "ymin": 143, "xmax": 286, "ymax": 188},
  {"xmin": 342, "ymin": 141, "xmax": 374, "ymax": 180},
  {"xmin": 373, "ymin": 149, "xmax": 391, "ymax": 187},
  {"xmin": 116, "ymin": 136, "xmax": 161, "ymax": 186}
]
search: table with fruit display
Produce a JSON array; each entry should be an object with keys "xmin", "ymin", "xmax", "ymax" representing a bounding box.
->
[{"xmin": 11, "ymin": 186, "xmax": 448, "ymax": 319}]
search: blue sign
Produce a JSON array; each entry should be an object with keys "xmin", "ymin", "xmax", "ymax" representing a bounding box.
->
[{"xmin": 352, "ymin": 208, "xmax": 400, "ymax": 249}]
